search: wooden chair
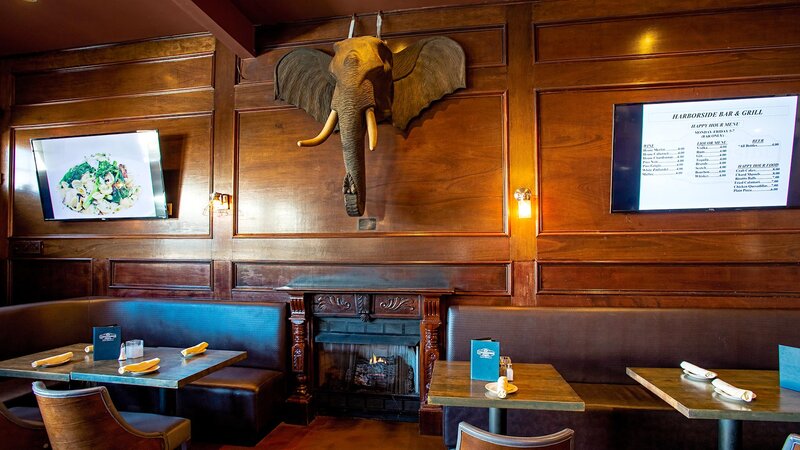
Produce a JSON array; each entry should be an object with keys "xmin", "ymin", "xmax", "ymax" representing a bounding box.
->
[
  {"xmin": 0, "ymin": 402, "xmax": 49, "ymax": 449},
  {"xmin": 32, "ymin": 381, "xmax": 190, "ymax": 450},
  {"xmin": 456, "ymin": 422, "xmax": 574, "ymax": 450},
  {"xmin": 783, "ymin": 434, "xmax": 800, "ymax": 450}
]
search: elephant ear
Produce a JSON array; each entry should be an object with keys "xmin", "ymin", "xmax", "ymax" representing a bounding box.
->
[
  {"xmin": 391, "ymin": 37, "xmax": 466, "ymax": 130},
  {"xmin": 274, "ymin": 48, "xmax": 336, "ymax": 124}
]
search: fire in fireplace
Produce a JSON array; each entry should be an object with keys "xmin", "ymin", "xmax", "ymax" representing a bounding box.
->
[{"xmin": 314, "ymin": 317, "xmax": 421, "ymax": 419}]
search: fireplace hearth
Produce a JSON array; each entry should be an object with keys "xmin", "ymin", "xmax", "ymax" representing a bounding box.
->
[
  {"xmin": 279, "ymin": 288, "xmax": 451, "ymax": 428},
  {"xmin": 315, "ymin": 317, "xmax": 420, "ymax": 419}
]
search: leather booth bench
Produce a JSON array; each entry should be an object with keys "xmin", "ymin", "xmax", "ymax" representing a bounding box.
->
[
  {"xmin": 443, "ymin": 306, "xmax": 800, "ymax": 450},
  {"xmin": 0, "ymin": 297, "xmax": 288, "ymax": 445}
]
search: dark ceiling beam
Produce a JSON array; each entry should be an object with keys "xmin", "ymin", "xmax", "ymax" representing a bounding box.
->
[{"xmin": 170, "ymin": 0, "xmax": 256, "ymax": 58}]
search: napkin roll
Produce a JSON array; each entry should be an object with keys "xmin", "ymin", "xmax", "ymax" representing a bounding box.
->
[
  {"xmin": 496, "ymin": 376, "xmax": 508, "ymax": 399},
  {"xmin": 680, "ymin": 361, "xmax": 717, "ymax": 379},
  {"xmin": 712, "ymin": 378, "xmax": 756, "ymax": 402},
  {"xmin": 31, "ymin": 352, "xmax": 73, "ymax": 368},
  {"xmin": 181, "ymin": 341, "xmax": 208, "ymax": 357},
  {"xmin": 118, "ymin": 358, "xmax": 160, "ymax": 375}
]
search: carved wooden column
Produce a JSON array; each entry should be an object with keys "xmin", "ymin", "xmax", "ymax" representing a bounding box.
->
[
  {"xmin": 286, "ymin": 291, "xmax": 314, "ymax": 424},
  {"xmin": 419, "ymin": 293, "xmax": 444, "ymax": 435}
]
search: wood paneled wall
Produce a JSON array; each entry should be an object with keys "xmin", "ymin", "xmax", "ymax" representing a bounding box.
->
[{"xmin": 1, "ymin": 0, "xmax": 799, "ymax": 309}]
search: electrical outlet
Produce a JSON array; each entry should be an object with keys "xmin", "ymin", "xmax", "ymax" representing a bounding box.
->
[{"xmin": 12, "ymin": 240, "xmax": 43, "ymax": 256}]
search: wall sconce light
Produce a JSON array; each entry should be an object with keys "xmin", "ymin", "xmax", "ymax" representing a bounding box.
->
[
  {"xmin": 514, "ymin": 187, "xmax": 532, "ymax": 219},
  {"xmin": 209, "ymin": 192, "xmax": 231, "ymax": 212}
]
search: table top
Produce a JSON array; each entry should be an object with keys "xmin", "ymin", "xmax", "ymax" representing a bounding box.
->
[
  {"xmin": 428, "ymin": 360, "xmax": 585, "ymax": 411},
  {"xmin": 0, "ymin": 344, "xmax": 247, "ymax": 389},
  {"xmin": 627, "ymin": 367, "xmax": 800, "ymax": 422},
  {"xmin": 70, "ymin": 346, "xmax": 247, "ymax": 389},
  {"xmin": 0, "ymin": 343, "xmax": 88, "ymax": 382}
]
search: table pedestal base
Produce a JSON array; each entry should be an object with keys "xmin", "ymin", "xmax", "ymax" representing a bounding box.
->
[
  {"xmin": 718, "ymin": 419, "xmax": 741, "ymax": 450},
  {"xmin": 488, "ymin": 407, "xmax": 507, "ymax": 435}
]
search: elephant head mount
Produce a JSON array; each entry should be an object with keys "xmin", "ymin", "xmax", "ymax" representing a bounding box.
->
[{"xmin": 274, "ymin": 22, "xmax": 466, "ymax": 216}]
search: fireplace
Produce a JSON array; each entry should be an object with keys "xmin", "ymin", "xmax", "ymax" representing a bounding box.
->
[
  {"xmin": 315, "ymin": 317, "xmax": 420, "ymax": 419},
  {"xmin": 279, "ymin": 288, "xmax": 451, "ymax": 429}
]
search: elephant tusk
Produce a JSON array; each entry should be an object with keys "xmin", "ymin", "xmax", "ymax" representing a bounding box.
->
[
  {"xmin": 366, "ymin": 108, "xmax": 378, "ymax": 151},
  {"xmin": 297, "ymin": 110, "xmax": 338, "ymax": 147}
]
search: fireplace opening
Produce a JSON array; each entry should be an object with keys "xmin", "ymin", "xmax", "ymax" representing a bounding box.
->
[{"xmin": 314, "ymin": 317, "xmax": 421, "ymax": 420}]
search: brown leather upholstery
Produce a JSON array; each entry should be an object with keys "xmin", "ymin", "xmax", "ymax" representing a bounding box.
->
[
  {"xmin": 443, "ymin": 306, "xmax": 800, "ymax": 450},
  {"xmin": 177, "ymin": 366, "xmax": 286, "ymax": 443},
  {"xmin": 0, "ymin": 403, "xmax": 49, "ymax": 450},
  {"xmin": 33, "ymin": 381, "xmax": 190, "ymax": 450},
  {"xmin": 456, "ymin": 422, "xmax": 573, "ymax": 450}
]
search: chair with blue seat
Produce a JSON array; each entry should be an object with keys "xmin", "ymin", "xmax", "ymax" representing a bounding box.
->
[
  {"xmin": 456, "ymin": 421, "xmax": 574, "ymax": 450},
  {"xmin": 32, "ymin": 381, "xmax": 190, "ymax": 450}
]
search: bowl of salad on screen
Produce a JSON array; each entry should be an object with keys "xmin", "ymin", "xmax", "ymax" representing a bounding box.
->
[{"xmin": 58, "ymin": 153, "xmax": 141, "ymax": 215}]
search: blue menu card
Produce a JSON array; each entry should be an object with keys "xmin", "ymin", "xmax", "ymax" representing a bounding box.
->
[
  {"xmin": 93, "ymin": 325, "xmax": 121, "ymax": 361},
  {"xmin": 779, "ymin": 345, "xmax": 800, "ymax": 392},
  {"xmin": 470, "ymin": 338, "xmax": 500, "ymax": 381}
]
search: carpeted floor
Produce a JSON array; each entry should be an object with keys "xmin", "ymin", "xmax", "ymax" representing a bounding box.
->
[{"xmin": 194, "ymin": 416, "xmax": 447, "ymax": 449}]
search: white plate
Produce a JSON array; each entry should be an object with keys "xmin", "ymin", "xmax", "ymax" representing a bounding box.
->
[
  {"xmin": 682, "ymin": 370, "xmax": 715, "ymax": 381},
  {"xmin": 713, "ymin": 388, "xmax": 748, "ymax": 402},
  {"xmin": 129, "ymin": 365, "xmax": 160, "ymax": 375},
  {"xmin": 485, "ymin": 382, "xmax": 518, "ymax": 395}
]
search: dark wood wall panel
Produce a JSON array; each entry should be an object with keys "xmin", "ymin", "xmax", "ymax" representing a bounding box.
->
[
  {"xmin": 533, "ymin": 1, "xmax": 800, "ymax": 308},
  {"xmin": 538, "ymin": 80, "xmax": 800, "ymax": 233},
  {"xmin": 14, "ymin": 55, "xmax": 214, "ymax": 105},
  {"xmin": 110, "ymin": 260, "xmax": 212, "ymax": 290},
  {"xmin": 10, "ymin": 258, "xmax": 92, "ymax": 304},
  {"xmin": 538, "ymin": 262, "xmax": 800, "ymax": 295},
  {"xmin": 535, "ymin": 6, "xmax": 800, "ymax": 62},
  {"xmin": 537, "ymin": 233, "xmax": 800, "ymax": 263},
  {"xmin": 235, "ymin": 94, "xmax": 506, "ymax": 236},
  {"xmin": 240, "ymin": 26, "xmax": 506, "ymax": 85},
  {"xmin": 233, "ymin": 262, "xmax": 509, "ymax": 294},
  {"xmin": 533, "ymin": 0, "xmax": 800, "ymax": 23},
  {"xmin": 13, "ymin": 115, "xmax": 213, "ymax": 237},
  {"xmin": 11, "ymin": 91, "xmax": 213, "ymax": 127},
  {"xmin": 5, "ymin": 35, "xmax": 215, "ymax": 73}
]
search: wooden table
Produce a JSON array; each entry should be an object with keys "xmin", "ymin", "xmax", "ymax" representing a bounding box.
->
[
  {"xmin": 627, "ymin": 367, "xmax": 800, "ymax": 450},
  {"xmin": 0, "ymin": 343, "xmax": 247, "ymax": 415},
  {"xmin": 0, "ymin": 343, "xmax": 89, "ymax": 382},
  {"xmin": 427, "ymin": 360, "xmax": 584, "ymax": 435}
]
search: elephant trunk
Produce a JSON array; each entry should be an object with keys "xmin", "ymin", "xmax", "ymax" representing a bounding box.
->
[{"xmin": 337, "ymin": 107, "xmax": 370, "ymax": 216}]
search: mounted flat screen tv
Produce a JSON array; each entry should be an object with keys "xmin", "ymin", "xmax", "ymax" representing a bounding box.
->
[
  {"xmin": 611, "ymin": 94, "xmax": 800, "ymax": 213},
  {"xmin": 32, "ymin": 130, "xmax": 168, "ymax": 221}
]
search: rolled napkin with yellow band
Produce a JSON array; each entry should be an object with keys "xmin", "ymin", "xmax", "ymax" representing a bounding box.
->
[
  {"xmin": 84, "ymin": 345, "xmax": 93, "ymax": 353},
  {"xmin": 712, "ymin": 378, "xmax": 756, "ymax": 402},
  {"xmin": 118, "ymin": 358, "xmax": 160, "ymax": 375},
  {"xmin": 31, "ymin": 352, "xmax": 73, "ymax": 368},
  {"xmin": 496, "ymin": 376, "xmax": 509, "ymax": 399},
  {"xmin": 181, "ymin": 342, "xmax": 208, "ymax": 357},
  {"xmin": 680, "ymin": 361, "xmax": 717, "ymax": 379}
]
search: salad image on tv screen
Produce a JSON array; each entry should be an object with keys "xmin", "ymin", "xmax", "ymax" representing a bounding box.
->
[{"xmin": 32, "ymin": 130, "xmax": 168, "ymax": 221}]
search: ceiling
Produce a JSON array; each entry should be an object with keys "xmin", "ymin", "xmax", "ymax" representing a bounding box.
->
[{"xmin": 0, "ymin": 0, "xmax": 509, "ymax": 58}]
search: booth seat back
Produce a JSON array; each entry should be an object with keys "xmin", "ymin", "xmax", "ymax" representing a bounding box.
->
[
  {"xmin": 0, "ymin": 300, "xmax": 91, "ymax": 361},
  {"xmin": 87, "ymin": 298, "xmax": 287, "ymax": 372},
  {"xmin": 447, "ymin": 306, "xmax": 800, "ymax": 384}
]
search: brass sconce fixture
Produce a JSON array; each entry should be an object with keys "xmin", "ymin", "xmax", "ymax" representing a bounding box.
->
[
  {"xmin": 514, "ymin": 187, "xmax": 532, "ymax": 219},
  {"xmin": 209, "ymin": 192, "xmax": 231, "ymax": 213}
]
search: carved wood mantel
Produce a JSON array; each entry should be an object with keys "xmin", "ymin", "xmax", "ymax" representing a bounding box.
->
[{"xmin": 278, "ymin": 287, "xmax": 451, "ymax": 429}]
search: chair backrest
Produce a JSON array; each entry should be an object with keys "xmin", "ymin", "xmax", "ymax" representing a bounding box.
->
[
  {"xmin": 456, "ymin": 422, "xmax": 574, "ymax": 450},
  {"xmin": 0, "ymin": 403, "xmax": 48, "ymax": 450},
  {"xmin": 783, "ymin": 434, "xmax": 800, "ymax": 450},
  {"xmin": 32, "ymin": 381, "xmax": 167, "ymax": 450}
]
